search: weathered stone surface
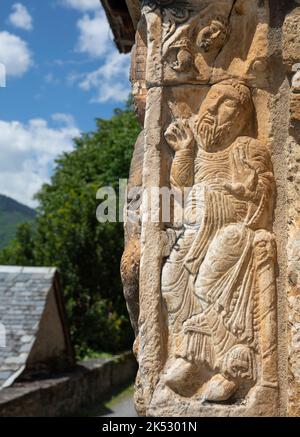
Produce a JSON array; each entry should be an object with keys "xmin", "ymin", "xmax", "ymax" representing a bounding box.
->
[
  {"xmin": 283, "ymin": 2, "xmax": 300, "ymax": 417},
  {"xmin": 161, "ymin": 0, "xmax": 269, "ymax": 88},
  {"xmin": 290, "ymin": 93, "xmax": 300, "ymax": 121},
  {"xmin": 283, "ymin": 7, "xmax": 300, "ymax": 70},
  {"xmin": 121, "ymin": 0, "xmax": 300, "ymax": 417}
]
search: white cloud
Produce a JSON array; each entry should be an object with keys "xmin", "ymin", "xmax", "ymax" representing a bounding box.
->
[
  {"xmin": 76, "ymin": 11, "xmax": 111, "ymax": 58},
  {"xmin": 0, "ymin": 115, "xmax": 80, "ymax": 207},
  {"xmin": 44, "ymin": 73, "xmax": 60, "ymax": 85},
  {"xmin": 51, "ymin": 113, "xmax": 76, "ymax": 126},
  {"xmin": 9, "ymin": 3, "xmax": 33, "ymax": 31},
  {"xmin": 79, "ymin": 51, "xmax": 131, "ymax": 103},
  {"xmin": 61, "ymin": 0, "xmax": 100, "ymax": 12},
  {"xmin": 73, "ymin": 8, "xmax": 130, "ymax": 103},
  {"xmin": 0, "ymin": 31, "xmax": 32, "ymax": 77},
  {"xmin": 60, "ymin": 4, "xmax": 130, "ymax": 103}
]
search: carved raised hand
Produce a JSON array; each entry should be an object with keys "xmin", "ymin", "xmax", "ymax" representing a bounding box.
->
[
  {"xmin": 224, "ymin": 145, "xmax": 258, "ymax": 200},
  {"xmin": 164, "ymin": 120, "xmax": 194, "ymax": 152}
]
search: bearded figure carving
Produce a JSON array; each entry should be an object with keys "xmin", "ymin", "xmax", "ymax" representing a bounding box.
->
[{"xmin": 161, "ymin": 79, "xmax": 277, "ymax": 402}]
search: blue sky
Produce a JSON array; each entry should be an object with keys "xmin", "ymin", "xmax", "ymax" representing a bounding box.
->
[{"xmin": 0, "ymin": 0, "xmax": 131, "ymax": 206}]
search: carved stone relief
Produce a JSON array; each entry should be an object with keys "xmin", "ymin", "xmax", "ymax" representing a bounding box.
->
[
  {"xmin": 161, "ymin": 79, "xmax": 277, "ymax": 402},
  {"xmin": 141, "ymin": 0, "xmax": 270, "ymax": 87},
  {"xmin": 121, "ymin": 0, "xmax": 300, "ymax": 416}
]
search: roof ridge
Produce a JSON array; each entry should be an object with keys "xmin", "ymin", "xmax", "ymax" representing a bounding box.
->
[{"xmin": 0, "ymin": 266, "xmax": 57, "ymax": 274}]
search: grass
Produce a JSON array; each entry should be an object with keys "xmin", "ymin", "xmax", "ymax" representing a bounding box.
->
[
  {"xmin": 106, "ymin": 384, "xmax": 134, "ymax": 410},
  {"xmin": 81, "ymin": 351, "xmax": 114, "ymax": 361},
  {"xmin": 74, "ymin": 383, "xmax": 135, "ymax": 417}
]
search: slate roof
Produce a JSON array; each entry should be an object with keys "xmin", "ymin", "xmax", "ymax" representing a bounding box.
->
[{"xmin": 0, "ymin": 267, "xmax": 73, "ymax": 389}]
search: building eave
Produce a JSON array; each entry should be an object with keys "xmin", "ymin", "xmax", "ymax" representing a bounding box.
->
[{"xmin": 100, "ymin": 0, "xmax": 140, "ymax": 54}]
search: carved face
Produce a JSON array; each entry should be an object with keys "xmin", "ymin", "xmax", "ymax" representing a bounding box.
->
[
  {"xmin": 195, "ymin": 82, "xmax": 252, "ymax": 152},
  {"xmin": 196, "ymin": 19, "xmax": 228, "ymax": 53}
]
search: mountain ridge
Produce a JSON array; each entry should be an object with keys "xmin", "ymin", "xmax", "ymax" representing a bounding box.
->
[{"xmin": 0, "ymin": 194, "xmax": 35, "ymax": 249}]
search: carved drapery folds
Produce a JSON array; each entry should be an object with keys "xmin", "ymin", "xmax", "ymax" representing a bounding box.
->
[{"xmin": 121, "ymin": 0, "xmax": 296, "ymax": 416}]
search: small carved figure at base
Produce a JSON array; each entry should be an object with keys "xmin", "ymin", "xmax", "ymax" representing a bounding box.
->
[
  {"xmin": 202, "ymin": 374, "xmax": 237, "ymax": 402},
  {"xmin": 163, "ymin": 357, "xmax": 194, "ymax": 394}
]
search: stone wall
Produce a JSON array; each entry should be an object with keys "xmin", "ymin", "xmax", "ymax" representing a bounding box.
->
[{"xmin": 0, "ymin": 353, "xmax": 137, "ymax": 417}]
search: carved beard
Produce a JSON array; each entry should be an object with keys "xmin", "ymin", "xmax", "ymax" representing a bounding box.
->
[{"xmin": 196, "ymin": 113, "xmax": 231, "ymax": 152}]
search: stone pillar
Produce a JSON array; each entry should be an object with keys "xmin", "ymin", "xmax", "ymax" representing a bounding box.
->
[
  {"xmin": 282, "ymin": 3, "xmax": 300, "ymax": 418},
  {"xmin": 123, "ymin": 0, "xmax": 300, "ymax": 417}
]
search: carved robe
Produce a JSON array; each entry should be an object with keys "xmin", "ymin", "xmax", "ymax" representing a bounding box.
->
[{"xmin": 161, "ymin": 136, "xmax": 274, "ymax": 378}]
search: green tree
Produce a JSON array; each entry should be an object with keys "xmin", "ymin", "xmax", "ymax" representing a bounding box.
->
[
  {"xmin": 0, "ymin": 102, "xmax": 140, "ymax": 358},
  {"xmin": 0, "ymin": 222, "xmax": 35, "ymax": 266}
]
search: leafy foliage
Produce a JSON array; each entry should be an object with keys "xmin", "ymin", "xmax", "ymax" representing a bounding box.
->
[{"xmin": 0, "ymin": 102, "xmax": 140, "ymax": 358}]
